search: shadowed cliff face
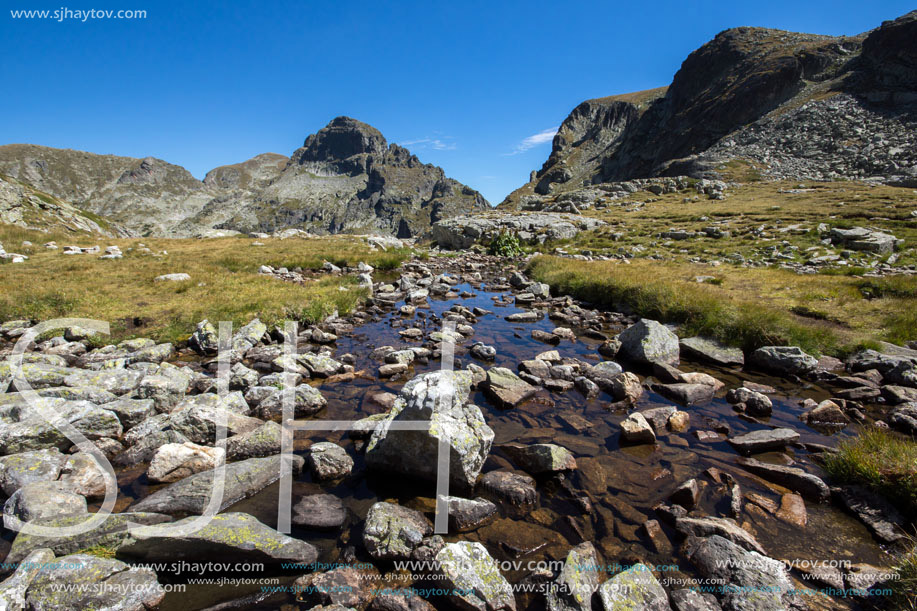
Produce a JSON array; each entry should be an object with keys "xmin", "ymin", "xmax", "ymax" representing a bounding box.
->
[
  {"xmin": 0, "ymin": 117, "xmax": 489, "ymax": 237},
  {"xmin": 505, "ymin": 10, "xmax": 917, "ymax": 206}
]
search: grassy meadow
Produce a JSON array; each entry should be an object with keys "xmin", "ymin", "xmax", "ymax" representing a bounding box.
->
[{"xmin": 0, "ymin": 225, "xmax": 409, "ymax": 343}]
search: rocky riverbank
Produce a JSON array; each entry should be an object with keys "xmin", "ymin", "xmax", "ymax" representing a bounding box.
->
[{"xmin": 0, "ymin": 252, "xmax": 914, "ymax": 610}]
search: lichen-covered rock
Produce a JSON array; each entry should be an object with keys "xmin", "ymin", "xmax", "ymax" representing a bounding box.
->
[
  {"xmin": 751, "ymin": 346, "xmax": 818, "ymax": 376},
  {"xmin": 189, "ymin": 319, "xmax": 219, "ymax": 355},
  {"xmin": 307, "ymin": 441, "xmax": 353, "ymax": 480},
  {"xmin": 117, "ymin": 512, "xmax": 317, "ymax": 564},
  {"xmin": 3, "ymin": 481, "xmax": 87, "ymax": 524},
  {"xmin": 435, "ymin": 541, "xmax": 516, "ymax": 610},
  {"xmin": 23, "ymin": 553, "xmax": 165, "ymax": 611},
  {"xmin": 366, "ymin": 370, "xmax": 494, "ymax": 490},
  {"xmin": 362, "ymin": 501, "xmax": 432, "ymax": 561},
  {"xmin": 221, "ymin": 420, "xmax": 282, "ymax": 459},
  {"xmin": 502, "ymin": 443, "xmax": 576, "ymax": 474},
  {"xmin": 484, "ymin": 367, "xmax": 538, "ymax": 408},
  {"xmin": 0, "ymin": 448, "xmax": 67, "ymax": 496},
  {"xmin": 5, "ymin": 512, "xmax": 171, "ymax": 563},
  {"xmin": 147, "ymin": 441, "xmax": 224, "ymax": 483},
  {"xmin": 257, "ymin": 384, "xmax": 327, "ymax": 420},
  {"xmin": 547, "ymin": 542, "xmax": 603, "ymax": 611},
  {"xmin": 131, "ymin": 454, "xmax": 304, "ymax": 515},
  {"xmin": 0, "ymin": 548, "xmax": 55, "ymax": 609},
  {"xmin": 432, "ymin": 212, "xmax": 603, "ymax": 249},
  {"xmin": 598, "ymin": 563, "xmax": 671, "ymax": 611},
  {"xmin": 689, "ymin": 535, "xmax": 802, "ymax": 611},
  {"xmin": 618, "ymin": 319, "xmax": 679, "ymax": 366}
]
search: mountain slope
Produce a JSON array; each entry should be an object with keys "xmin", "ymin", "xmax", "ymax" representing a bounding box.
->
[
  {"xmin": 0, "ymin": 117, "xmax": 488, "ymax": 237},
  {"xmin": 502, "ymin": 10, "xmax": 917, "ymax": 207}
]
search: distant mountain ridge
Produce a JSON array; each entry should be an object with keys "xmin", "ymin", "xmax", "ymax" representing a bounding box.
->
[
  {"xmin": 0, "ymin": 117, "xmax": 488, "ymax": 237},
  {"xmin": 502, "ymin": 10, "xmax": 917, "ymax": 208}
]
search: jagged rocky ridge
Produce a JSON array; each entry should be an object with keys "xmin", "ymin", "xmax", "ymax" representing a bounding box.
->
[
  {"xmin": 502, "ymin": 10, "xmax": 917, "ymax": 207},
  {"xmin": 0, "ymin": 117, "xmax": 488, "ymax": 238}
]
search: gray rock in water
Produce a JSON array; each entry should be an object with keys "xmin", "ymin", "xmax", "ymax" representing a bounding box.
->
[
  {"xmin": 147, "ymin": 441, "xmax": 224, "ymax": 483},
  {"xmin": 598, "ymin": 563, "xmax": 671, "ymax": 611},
  {"xmin": 434, "ymin": 541, "xmax": 516, "ymax": 610},
  {"xmin": 24, "ymin": 553, "xmax": 165, "ymax": 610},
  {"xmin": 445, "ymin": 496, "xmax": 497, "ymax": 532},
  {"xmin": 480, "ymin": 470, "xmax": 538, "ymax": 508},
  {"xmin": 680, "ymin": 337, "xmax": 745, "ymax": 367},
  {"xmin": 889, "ymin": 403, "xmax": 917, "ymax": 435},
  {"xmin": 548, "ymin": 542, "xmax": 603, "ymax": 611},
  {"xmin": 484, "ymin": 367, "xmax": 538, "ymax": 408},
  {"xmin": 292, "ymin": 494, "xmax": 347, "ymax": 529},
  {"xmin": 362, "ymin": 501, "xmax": 432, "ymax": 561},
  {"xmin": 118, "ymin": 512, "xmax": 317, "ymax": 564},
  {"xmin": 221, "ymin": 420, "xmax": 282, "ymax": 459},
  {"xmin": 5, "ymin": 512, "xmax": 171, "ymax": 563},
  {"xmin": 366, "ymin": 370, "xmax": 494, "ymax": 490},
  {"xmin": 502, "ymin": 443, "xmax": 576, "ymax": 474},
  {"xmin": 620, "ymin": 412, "xmax": 656, "ymax": 444},
  {"xmin": 688, "ymin": 535, "xmax": 802, "ymax": 611},
  {"xmin": 728, "ymin": 428, "xmax": 800, "ymax": 454},
  {"xmin": 736, "ymin": 457, "xmax": 830, "ymax": 501},
  {"xmin": 725, "ymin": 387, "xmax": 772, "ymax": 416},
  {"xmin": 751, "ymin": 346, "xmax": 818, "ymax": 376},
  {"xmin": 168, "ymin": 401, "xmax": 262, "ymax": 445},
  {"xmin": 131, "ymin": 454, "xmax": 304, "ymax": 515},
  {"xmin": 256, "ymin": 384, "xmax": 327, "ymax": 420},
  {"xmin": 833, "ymin": 485, "xmax": 906, "ymax": 543},
  {"xmin": 670, "ymin": 588, "xmax": 722, "ymax": 611},
  {"xmin": 618, "ymin": 319, "xmax": 680, "ymax": 366},
  {"xmin": 675, "ymin": 516, "xmax": 765, "ymax": 554},
  {"xmin": 307, "ymin": 441, "xmax": 353, "ymax": 480}
]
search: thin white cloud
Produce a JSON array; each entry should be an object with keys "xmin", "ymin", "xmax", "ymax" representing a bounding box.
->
[
  {"xmin": 401, "ymin": 137, "xmax": 456, "ymax": 151},
  {"xmin": 507, "ymin": 127, "xmax": 558, "ymax": 155}
]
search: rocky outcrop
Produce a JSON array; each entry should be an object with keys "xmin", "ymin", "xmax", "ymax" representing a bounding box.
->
[
  {"xmin": 0, "ymin": 175, "xmax": 131, "ymax": 237},
  {"xmin": 431, "ymin": 212, "xmax": 604, "ymax": 249},
  {"xmin": 502, "ymin": 11, "xmax": 917, "ymax": 206},
  {"xmin": 0, "ymin": 117, "xmax": 488, "ymax": 237}
]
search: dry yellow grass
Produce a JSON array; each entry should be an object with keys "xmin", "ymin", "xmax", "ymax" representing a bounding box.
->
[{"xmin": 0, "ymin": 225, "xmax": 408, "ymax": 343}]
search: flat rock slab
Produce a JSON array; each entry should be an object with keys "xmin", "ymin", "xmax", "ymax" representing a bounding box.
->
[
  {"xmin": 833, "ymin": 485, "xmax": 906, "ymax": 543},
  {"xmin": 736, "ymin": 457, "xmax": 830, "ymax": 501},
  {"xmin": 292, "ymin": 494, "xmax": 347, "ymax": 529},
  {"xmin": 679, "ymin": 337, "xmax": 745, "ymax": 367},
  {"xmin": 131, "ymin": 454, "xmax": 304, "ymax": 515},
  {"xmin": 728, "ymin": 428, "xmax": 799, "ymax": 454},
  {"xmin": 484, "ymin": 367, "xmax": 537, "ymax": 408}
]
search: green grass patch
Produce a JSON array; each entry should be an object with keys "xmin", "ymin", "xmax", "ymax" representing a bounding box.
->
[{"xmin": 823, "ymin": 429, "xmax": 917, "ymax": 515}]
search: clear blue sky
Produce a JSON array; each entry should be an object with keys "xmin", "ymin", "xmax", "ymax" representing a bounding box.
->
[{"xmin": 2, "ymin": 1, "xmax": 912, "ymax": 204}]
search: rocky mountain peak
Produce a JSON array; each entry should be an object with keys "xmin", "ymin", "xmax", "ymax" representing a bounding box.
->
[
  {"xmin": 502, "ymin": 9, "xmax": 917, "ymax": 207},
  {"xmin": 294, "ymin": 116, "xmax": 389, "ymax": 164}
]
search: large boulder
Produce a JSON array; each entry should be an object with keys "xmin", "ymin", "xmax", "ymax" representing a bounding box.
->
[
  {"xmin": 679, "ymin": 337, "xmax": 744, "ymax": 367},
  {"xmin": 362, "ymin": 501, "xmax": 432, "ymax": 561},
  {"xmin": 751, "ymin": 346, "xmax": 818, "ymax": 376},
  {"xmin": 618, "ymin": 319, "xmax": 679, "ymax": 366},
  {"xmin": 688, "ymin": 535, "xmax": 803, "ymax": 611},
  {"xmin": 434, "ymin": 541, "xmax": 516, "ymax": 610},
  {"xmin": 547, "ymin": 542, "xmax": 603, "ymax": 611},
  {"xmin": 366, "ymin": 371, "xmax": 494, "ymax": 490},
  {"xmin": 0, "ymin": 448, "xmax": 67, "ymax": 495},
  {"xmin": 598, "ymin": 563, "xmax": 671, "ymax": 611}
]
